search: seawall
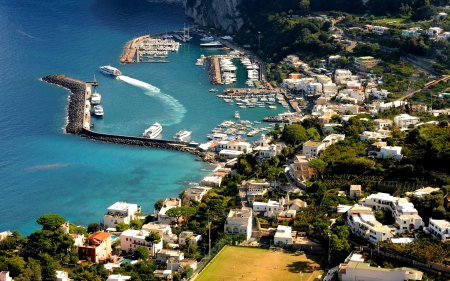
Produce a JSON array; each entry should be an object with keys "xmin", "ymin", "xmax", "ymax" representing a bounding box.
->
[{"xmin": 42, "ymin": 74, "xmax": 217, "ymax": 163}]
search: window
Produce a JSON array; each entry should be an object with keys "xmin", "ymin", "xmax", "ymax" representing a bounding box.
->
[{"xmin": 126, "ymin": 238, "xmax": 128, "ymax": 241}]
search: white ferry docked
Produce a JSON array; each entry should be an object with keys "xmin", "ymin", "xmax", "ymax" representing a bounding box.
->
[
  {"xmin": 173, "ymin": 130, "xmax": 192, "ymax": 141},
  {"xmin": 142, "ymin": 122, "xmax": 163, "ymax": 139},
  {"xmin": 100, "ymin": 65, "xmax": 122, "ymax": 76}
]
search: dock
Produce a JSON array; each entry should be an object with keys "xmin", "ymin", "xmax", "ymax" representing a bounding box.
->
[{"xmin": 208, "ymin": 56, "xmax": 222, "ymax": 85}]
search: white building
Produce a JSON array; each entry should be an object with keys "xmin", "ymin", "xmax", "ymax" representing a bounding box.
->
[
  {"xmin": 436, "ymin": 31, "xmax": 450, "ymax": 41},
  {"xmin": 0, "ymin": 271, "xmax": 13, "ymax": 281},
  {"xmin": 157, "ymin": 198, "xmax": 182, "ymax": 224},
  {"xmin": 371, "ymin": 89, "xmax": 390, "ymax": 99},
  {"xmin": 246, "ymin": 180, "xmax": 270, "ymax": 197},
  {"xmin": 338, "ymin": 261, "xmax": 423, "ymax": 281},
  {"xmin": 224, "ymin": 208, "xmax": 253, "ymax": 240},
  {"xmin": 179, "ymin": 231, "xmax": 202, "ymax": 246},
  {"xmin": 103, "ymin": 202, "xmax": 139, "ymax": 230},
  {"xmin": 394, "ymin": 114, "xmax": 420, "ymax": 129},
  {"xmin": 347, "ymin": 204, "xmax": 394, "ymax": 242},
  {"xmin": 302, "ymin": 140, "xmax": 326, "ymax": 157},
  {"xmin": 371, "ymin": 25, "xmax": 389, "ymax": 35},
  {"xmin": 359, "ymin": 131, "xmax": 384, "ymax": 141},
  {"xmin": 378, "ymin": 146, "xmax": 402, "ymax": 160},
  {"xmin": 322, "ymin": 134, "xmax": 345, "ymax": 147},
  {"xmin": 156, "ymin": 249, "xmax": 184, "ymax": 263},
  {"xmin": 141, "ymin": 222, "xmax": 176, "ymax": 243},
  {"xmin": 334, "ymin": 69, "xmax": 352, "ymax": 85},
  {"xmin": 183, "ymin": 186, "xmax": 211, "ymax": 202},
  {"xmin": 274, "ymin": 225, "xmax": 293, "ymax": 245},
  {"xmin": 428, "ymin": 218, "xmax": 450, "ymax": 241},
  {"xmin": 216, "ymin": 139, "xmax": 252, "ymax": 153},
  {"xmin": 106, "ymin": 275, "xmax": 132, "ymax": 281},
  {"xmin": 394, "ymin": 198, "xmax": 423, "ymax": 232},
  {"xmin": 426, "ymin": 27, "xmax": 443, "ymax": 37},
  {"xmin": 322, "ymin": 82, "xmax": 338, "ymax": 97},
  {"xmin": 120, "ymin": 229, "xmax": 163, "ymax": 257},
  {"xmin": 55, "ymin": 270, "xmax": 69, "ymax": 281},
  {"xmin": 252, "ymin": 200, "xmax": 281, "ymax": 217}
]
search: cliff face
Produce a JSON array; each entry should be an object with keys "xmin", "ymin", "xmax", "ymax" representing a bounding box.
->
[{"xmin": 181, "ymin": 0, "xmax": 243, "ymax": 33}]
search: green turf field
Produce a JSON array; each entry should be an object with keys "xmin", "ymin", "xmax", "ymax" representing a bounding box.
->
[{"xmin": 195, "ymin": 246, "xmax": 323, "ymax": 281}]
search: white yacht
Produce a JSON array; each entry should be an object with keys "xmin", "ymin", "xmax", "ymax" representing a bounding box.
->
[
  {"xmin": 221, "ymin": 35, "xmax": 233, "ymax": 40},
  {"xmin": 200, "ymin": 41, "xmax": 223, "ymax": 47},
  {"xmin": 235, "ymin": 111, "xmax": 240, "ymax": 119},
  {"xmin": 173, "ymin": 130, "xmax": 191, "ymax": 141},
  {"xmin": 200, "ymin": 35, "xmax": 214, "ymax": 41},
  {"xmin": 93, "ymin": 105, "xmax": 104, "ymax": 116},
  {"xmin": 207, "ymin": 133, "xmax": 228, "ymax": 141},
  {"xmin": 142, "ymin": 122, "xmax": 163, "ymax": 139},
  {"xmin": 100, "ymin": 65, "xmax": 122, "ymax": 76},
  {"xmin": 91, "ymin": 92, "xmax": 101, "ymax": 104}
]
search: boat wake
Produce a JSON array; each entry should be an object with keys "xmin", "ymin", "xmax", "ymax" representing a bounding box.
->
[{"xmin": 117, "ymin": 75, "xmax": 186, "ymax": 125}]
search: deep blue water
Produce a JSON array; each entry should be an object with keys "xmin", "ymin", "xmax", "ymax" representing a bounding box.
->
[{"xmin": 0, "ymin": 0, "xmax": 286, "ymax": 234}]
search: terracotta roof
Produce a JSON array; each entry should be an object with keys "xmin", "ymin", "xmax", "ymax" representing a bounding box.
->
[{"xmin": 88, "ymin": 232, "xmax": 110, "ymax": 242}]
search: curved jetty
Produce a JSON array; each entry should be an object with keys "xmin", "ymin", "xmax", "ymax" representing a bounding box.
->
[{"xmin": 41, "ymin": 74, "xmax": 217, "ymax": 163}]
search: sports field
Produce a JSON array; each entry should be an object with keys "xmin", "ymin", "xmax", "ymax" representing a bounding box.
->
[{"xmin": 195, "ymin": 246, "xmax": 323, "ymax": 281}]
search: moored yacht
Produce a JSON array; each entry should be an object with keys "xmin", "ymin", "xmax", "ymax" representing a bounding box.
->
[
  {"xmin": 91, "ymin": 91, "xmax": 101, "ymax": 104},
  {"xmin": 173, "ymin": 130, "xmax": 192, "ymax": 141},
  {"xmin": 93, "ymin": 105, "xmax": 104, "ymax": 116},
  {"xmin": 200, "ymin": 41, "xmax": 223, "ymax": 47},
  {"xmin": 235, "ymin": 111, "xmax": 240, "ymax": 119},
  {"xmin": 100, "ymin": 65, "xmax": 122, "ymax": 76},
  {"xmin": 200, "ymin": 35, "xmax": 214, "ymax": 41},
  {"xmin": 142, "ymin": 122, "xmax": 163, "ymax": 139}
]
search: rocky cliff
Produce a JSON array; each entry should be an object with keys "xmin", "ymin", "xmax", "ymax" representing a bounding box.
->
[
  {"xmin": 152, "ymin": 0, "xmax": 243, "ymax": 33},
  {"xmin": 182, "ymin": 0, "xmax": 243, "ymax": 33}
]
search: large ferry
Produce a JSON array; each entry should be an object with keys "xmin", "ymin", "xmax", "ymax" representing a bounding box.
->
[
  {"xmin": 93, "ymin": 105, "xmax": 104, "ymax": 116},
  {"xmin": 173, "ymin": 130, "xmax": 192, "ymax": 141},
  {"xmin": 100, "ymin": 65, "xmax": 122, "ymax": 76},
  {"xmin": 142, "ymin": 122, "xmax": 163, "ymax": 139},
  {"xmin": 200, "ymin": 41, "xmax": 223, "ymax": 48}
]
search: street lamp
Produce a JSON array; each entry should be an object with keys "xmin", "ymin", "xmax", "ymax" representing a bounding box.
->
[
  {"xmin": 258, "ymin": 31, "xmax": 261, "ymax": 49},
  {"xmin": 208, "ymin": 221, "xmax": 212, "ymax": 259},
  {"xmin": 328, "ymin": 232, "xmax": 332, "ymax": 264}
]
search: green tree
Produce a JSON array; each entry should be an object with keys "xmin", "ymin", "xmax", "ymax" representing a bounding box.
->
[
  {"xmin": 14, "ymin": 258, "xmax": 42, "ymax": 281},
  {"xmin": 133, "ymin": 246, "xmax": 149, "ymax": 261},
  {"xmin": 69, "ymin": 224, "xmax": 88, "ymax": 236},
  {"xmin": 36, "ymin": 214, "xmax": 66, "ymax": 230},
  {"xmin": 115, "ymin": 222, "xmax": 130, "ymax": 232},
  {"xmin": 154, "ymin": 199, "xmax": 164, "ymax": 211},
  {"xmin": 165, "ymin": 206, "xmax": 197, "ymax": 227},
  {"xmin": 130, "ymin": 220, "xmax": 143, "ymax": 230},
  {"xmin": 282, "ymin": 124, "xmax": 307, "ymax": 145},
  {"xmin": 87, "ymin": 223, "xmax": 101, "ymax": 233},
  {"xmin": 145, "ymin": 231, "xmax": 161, "ymax": 245},
  {"xmin": 309, "ymin": 158, "xmax": 328, "ymax": 181}
]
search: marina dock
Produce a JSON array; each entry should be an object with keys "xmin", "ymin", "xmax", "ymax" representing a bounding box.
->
[{"xmin": 208, "ymin": 56, "xmax": 222, "ymax": 85}]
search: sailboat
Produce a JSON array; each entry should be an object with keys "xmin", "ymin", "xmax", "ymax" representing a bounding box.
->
[{"xmin": 183, "ymin": 24, "xmax": 192, "ymax": 42}]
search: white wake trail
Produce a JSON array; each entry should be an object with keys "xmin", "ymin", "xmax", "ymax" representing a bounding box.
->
[{"xmin": 117, "ymin": 75, "xmax": 186, "ymax": 125}]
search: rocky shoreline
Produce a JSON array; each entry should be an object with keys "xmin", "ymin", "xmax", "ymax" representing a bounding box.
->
[{"xmin": 41, "ymin": 74, "xmax": 218, "ymax": 164}]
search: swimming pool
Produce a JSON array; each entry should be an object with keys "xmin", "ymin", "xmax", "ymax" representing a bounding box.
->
[{"xmin": 111, "ymin": 235, "xmax": 118, "ymax": 241}]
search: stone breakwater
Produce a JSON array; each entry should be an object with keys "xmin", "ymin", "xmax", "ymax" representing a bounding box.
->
[
  {"xmin": 42, "ymin": 74, "xmax": 87, "ymax": 134},
  {"xmin": 41, "ymin": 74, "xmax": 218, "ymax": 164}
]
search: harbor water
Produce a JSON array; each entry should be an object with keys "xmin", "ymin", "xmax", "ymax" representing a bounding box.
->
[{"xmin": 0, "ymin": 0, "xmax": 287, "ymax": 234}]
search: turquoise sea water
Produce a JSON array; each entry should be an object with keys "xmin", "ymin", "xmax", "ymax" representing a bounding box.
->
[{"xmin": 0, "ymin": 0, "xmax": 287, "ymax": 235}]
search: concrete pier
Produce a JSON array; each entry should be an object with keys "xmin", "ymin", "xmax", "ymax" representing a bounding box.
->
[{"xmin": 207, "ymin": 56, "xmax": 222, "ymax": 85}]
